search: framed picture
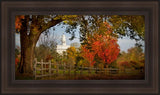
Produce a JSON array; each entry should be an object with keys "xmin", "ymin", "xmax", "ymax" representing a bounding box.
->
[{"xmin": 1, "ymin": 0, "xmax": 159, "ymax": 94}]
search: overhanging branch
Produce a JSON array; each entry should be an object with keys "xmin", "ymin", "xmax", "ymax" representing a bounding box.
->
[{"xmin": 40, "ymin": 19, "xmax": 63, "ymax": 33}]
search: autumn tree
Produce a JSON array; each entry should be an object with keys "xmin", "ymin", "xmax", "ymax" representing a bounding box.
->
[
  {"xmin": 117, "ymin": 46, "xmax": 145, "ymax": 71},
  {"xmin": 127, "ymin": 46, "xmax": 145, "ymax": 70},
  {"xmin": 79, "ymin": 15, "xmax": 145, "ymax": 46},
  {"xmin": 81, "ymin": 22, "xmax": 120, "ymax": 68},
  {"xmin": 66, "ymin": 46, "xmax": 77, "ymax": 66}
]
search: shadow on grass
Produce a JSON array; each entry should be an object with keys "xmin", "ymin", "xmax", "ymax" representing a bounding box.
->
[{"xmin": 15, "ymin": 71, "xmax": 144, "ymax": 80}]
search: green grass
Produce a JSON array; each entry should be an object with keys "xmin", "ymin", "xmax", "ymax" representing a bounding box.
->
[
  {"xmin": 38, "ymin": 72, "xmax": 144, "ymax": 80},
  {"xmin": 16, "ymin": 68, "xmax": 144, "ymax": 80}
]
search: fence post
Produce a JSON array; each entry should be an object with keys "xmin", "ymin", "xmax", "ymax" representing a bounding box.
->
[
  {"xmin": 49, "ymin": 60, "xmax": 51, "ymax": 79},
  {"xmin": 56, "ymin": 63, "xmax": 59, "ymax": 76},
  {"xmin": 104, "ymin": 68, "xmax": 107, "ymax": 75},
  {"xmin": 69, "ymin": 64, "xmax": 71, "ymax": 76},
  {"xmin": 41, "ymin": 59, "xmax": 43, "ymax": 78},
  {"xmin": 34, "ymin": 58, "xmax": 37, "ymax": 80},
  {"xmin": 74, "ymin": 65, "xmax": 76, "ymax": 76},
  {"xmin": 63, "ymin": 63, "xmax": 65, "ymax": 75},
  {"xmin": 95, "ymin": 67, "xmax": 98, "ymax": 74},
  {"xmin": 80, "ymin": 66, "xmax": 83, "ymax": 75},
  {"xmin": 45, "ymin": 61, "xmax": 46, "ymax": 75},
  {"xmin": 88, "ymin": 65, "xmax": 91, "ymax": 75}
]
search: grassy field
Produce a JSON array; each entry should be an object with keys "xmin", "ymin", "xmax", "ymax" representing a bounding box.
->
[{"xmin": 16, "ymin": 69, "xmax": 144, "ymax": 80}]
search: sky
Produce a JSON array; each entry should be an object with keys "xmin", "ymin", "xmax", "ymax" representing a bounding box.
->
[{"xmin": 15, "ymin": 24, "xmax": 142, "ymax": 52}]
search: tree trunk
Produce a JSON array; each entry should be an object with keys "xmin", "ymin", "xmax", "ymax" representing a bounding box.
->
[
  {"xmin": 19, "ymin": 44, "xmax": 34, "ymax": 73},
  {"xmin": 18, "ymin": 23, "xmax": 41, "ymax": 75},
  {"xmin": 16, "ymin": 16, "xmax": 62, "ymax": 76}
]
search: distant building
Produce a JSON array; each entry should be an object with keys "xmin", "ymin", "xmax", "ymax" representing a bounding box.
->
[{"xmin": 56, "ymin": 34, "xmax": 70, "ymax": 54}]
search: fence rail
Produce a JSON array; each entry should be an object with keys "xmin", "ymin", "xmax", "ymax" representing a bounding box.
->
[{"xmin": 33, "ymin": 58, "xmax": 142, "ymax": 80}]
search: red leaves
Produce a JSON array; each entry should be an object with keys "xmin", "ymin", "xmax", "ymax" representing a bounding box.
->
[
  {"xmin": 15, "ymin": 15, "xmax": 25, "ymax": 31},
  {"xmin": 45, "ymin": 54, "xmax": 53, "ymax": 61},
  {"xmin": 15, "ymin": 58, "xmax": 19, "ymax": 66},
  {"xmin": 81, "ymin": 22, "xmax": 120, "ymax": 66},
  {"xmin": 81, "ymin": 45, "xmax": 95, "ymax": 66},
  {"xmin": 92, "ymin": 34, "xmax": 120, "ymax": 64}
]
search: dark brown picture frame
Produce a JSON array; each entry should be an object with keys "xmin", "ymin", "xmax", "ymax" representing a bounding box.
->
[{"xmin": 1, "ymin": 0, "xmax": 159, "ymax": 94}]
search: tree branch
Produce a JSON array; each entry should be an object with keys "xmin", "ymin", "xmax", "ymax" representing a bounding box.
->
[{"xmin": 40, "ymin": 19, "xmax": 63, "ymax": 33}]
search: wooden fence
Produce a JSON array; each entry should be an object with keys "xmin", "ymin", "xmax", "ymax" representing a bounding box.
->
[{"xmin": 33, "ymin": 58, "xmax": 140, "ymax": 80}]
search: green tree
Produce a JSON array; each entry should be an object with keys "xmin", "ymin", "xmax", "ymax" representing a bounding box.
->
[
  {"xmin": 35, "ymin": 32, "xmax": 58, "ymax": 61},
  {"xmin": 108, "ymin": 15, "xmax": 145, "ymax": 46},
  {"xmin": 34, "ymin": 44, "xmax": 50, "ymax": 61},
  {"xmin": 109, "ymin": 15, "xmax": 145, "ymax": 39}
]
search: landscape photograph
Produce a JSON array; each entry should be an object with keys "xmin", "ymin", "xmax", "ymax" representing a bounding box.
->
[{"xmin": 15, "ymin": 15, "xmax": 145, "ymax": 80}]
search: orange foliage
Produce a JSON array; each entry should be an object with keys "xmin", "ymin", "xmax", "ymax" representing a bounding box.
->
[
  {"xmin": 45, "ymin": 54, "xmax": 53, "ymax": 61},
  {"xmin": 118, "ymin": 61, "xmax": 130, "ymax": 67},
  {"xmin": 15, "ymin": 58, "xmax": 19, "ymax": 66},
  {"xmin": 15, "ymin": 15, "xmax": 25, "ymax": 31},
  {"xmin": 81, "ymin": 45, "xmax": 95, "ymax": 66},
  {"xmin": 81, "ymin": 22, "xmax": 120, "ymax": 66}
]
